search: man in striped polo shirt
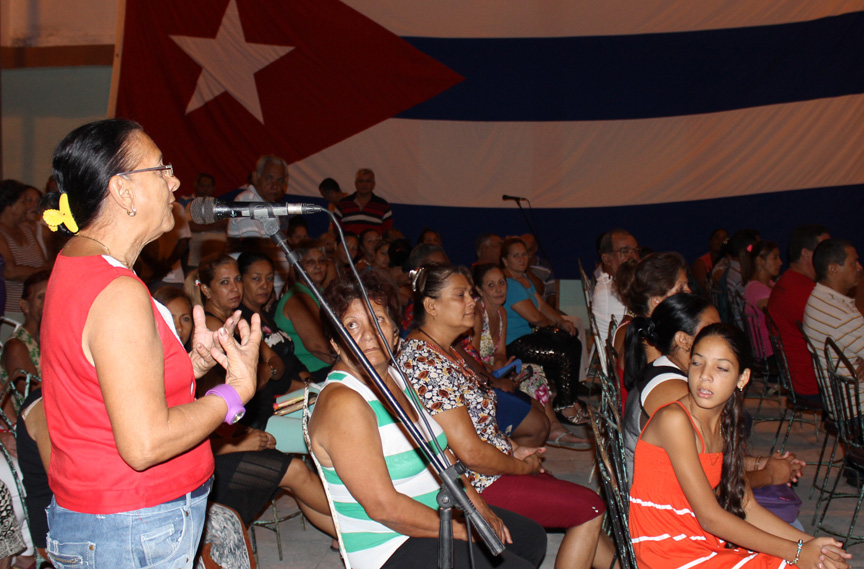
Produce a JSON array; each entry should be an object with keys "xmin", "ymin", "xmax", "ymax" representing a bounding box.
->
[
  {"xmin": 802, "ymin": 238, "xmax": 864, "ymax": 411},
  {"xmin": 334, "ymin": 168, "xmax": 393, "ymax": 236}
]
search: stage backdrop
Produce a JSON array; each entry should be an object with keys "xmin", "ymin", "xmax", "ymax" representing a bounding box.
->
[{"xmin": 112, "ymin": 0, "xmax": 864, "ymax": 275}]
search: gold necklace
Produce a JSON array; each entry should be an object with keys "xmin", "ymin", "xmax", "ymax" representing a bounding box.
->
[{"xmin": 76, "ymin": 234, "xmax": 129, "ymax": 269}]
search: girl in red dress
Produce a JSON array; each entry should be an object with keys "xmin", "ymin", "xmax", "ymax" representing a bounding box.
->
[{"xmin": 629, "ymin": 324, "xmax": 851, "ymax": 569}]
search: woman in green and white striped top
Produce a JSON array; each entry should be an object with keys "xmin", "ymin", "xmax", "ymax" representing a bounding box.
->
[{"xmin": 307, "ymin": 271, "xmax": 546, "ymax": 569}]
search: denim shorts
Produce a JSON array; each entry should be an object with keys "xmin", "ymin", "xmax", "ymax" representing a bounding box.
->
[{"xmin": 46, "ymin": 477, "xmax": 211, "ymax": 569}]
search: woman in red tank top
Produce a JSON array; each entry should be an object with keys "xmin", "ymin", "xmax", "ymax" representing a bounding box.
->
[{"xmin": 40, "ymin": 119, "xmax": 261, "ymax": 569}]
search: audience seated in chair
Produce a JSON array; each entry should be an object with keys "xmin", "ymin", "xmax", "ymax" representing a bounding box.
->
[
  {"xmin": 500, "ymin": 239, "xmax": 586, "ymax": 425},
  {"xmin": 612, "ymin": 252, "xmax": 690, "ymax": 402},
  {"xmin": 803, "ymin": 238, "xmax": 864, "ymax": 410},
  {"xmin": 469, "ymin": 263, "xmax": 589, "ymax": 450},
  {"xmin": 629, "ymin": 324, "xmax": 848, "ymax": 568},
  {"xmin": 742, "ymin": 241, "xmax": 783, "ymax": 367},
  {"xmin": 691, "ymin": 228, "xmax": 728, "ymax": 296},
  {"xmin": 592, "ymin": 229, "xmax": 639, "ymax": 369},
  {"xmin": 308, "ymin": 269, "xmax": 547, "ymax": 569},
  {"xmin": 399, "ymin": 264, "xmax": 616, "ymax": 569},
  {"xmin": 162, "ymin": 289, "xmax": 334, "ymax": 536},
  {"xmin": 273, "ymin": 243, "xmax": 336, "ymax": 382},
  {"xmin": 767, "ymin": 224, "xmax": 830, "ymax": 404},
  {"xmin": 474, "ymin": 233, "xmax": 503, "ymax": 267}
]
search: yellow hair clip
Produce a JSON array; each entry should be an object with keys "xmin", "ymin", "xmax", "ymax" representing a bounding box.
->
[{"xmin": 42, "ymin": 193, "xmax": 79, "ymax": 234}]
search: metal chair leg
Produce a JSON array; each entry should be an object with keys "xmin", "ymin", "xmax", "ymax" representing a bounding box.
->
[{"xmin": 250, "ymin": 495, "xmax": 305, "ymax": 566}]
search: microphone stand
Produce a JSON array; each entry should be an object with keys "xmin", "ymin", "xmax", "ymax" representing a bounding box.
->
[
  {"xmin": 511, "ymin": 199, "xmax": 551, "ymax": 265},
  {"xmin": 261, "ymin": 219, "xmax": 504, "ymax": 568}
]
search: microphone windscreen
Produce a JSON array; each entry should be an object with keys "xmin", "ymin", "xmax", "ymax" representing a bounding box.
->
[{"xmin": 189, "ymin": 197, "xmax": 217, "ymax": 224}]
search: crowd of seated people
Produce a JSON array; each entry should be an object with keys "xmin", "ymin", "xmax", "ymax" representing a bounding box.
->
[{"xmin": 2, "ymin": 147, "xmax": 862, "ymax": 569}]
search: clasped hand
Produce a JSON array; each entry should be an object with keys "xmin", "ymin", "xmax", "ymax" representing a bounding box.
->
[
  {"xmin": 763, "ymin": 451, "xmax": 805, "ymax": 486},
  {"xmin": 189, "ymin": 305, "xmax": 262, "ymax": 402},
  {"xmin": 513, "ymin": 444, "xmax": 546, "ymax": 475}
]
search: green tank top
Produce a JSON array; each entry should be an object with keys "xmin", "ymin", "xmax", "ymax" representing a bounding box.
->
[{"xmin": 273, "ymin": 282, "xmax": 329, "ymax": 372}]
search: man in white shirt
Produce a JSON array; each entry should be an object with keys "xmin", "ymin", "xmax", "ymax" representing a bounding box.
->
[
  {"xmin": 228, "ymin": 155, "xmax": 289, "ymax": 238},
  {"xmin": 228, "ymin": 155, "xmax": 291, "ymax": 291},
  {"xmin": 803, "ymin": 238, "xmax": 864, "ymax": 413},
  {"xmin": 592, "ymin": 229, "xmax": 640, "ymax": 371}
]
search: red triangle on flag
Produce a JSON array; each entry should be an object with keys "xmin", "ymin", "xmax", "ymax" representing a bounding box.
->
[{"xmin": 113, "ymin": 0, "xmax": 463, "ymax": 191}]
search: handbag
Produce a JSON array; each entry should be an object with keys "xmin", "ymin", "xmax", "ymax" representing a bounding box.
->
[{"xmin": 751, "ymin": 484, "xmax": 802, "ymax": 524}]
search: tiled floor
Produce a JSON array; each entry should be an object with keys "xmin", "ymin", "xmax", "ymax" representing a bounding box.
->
[{"xmin": 250, "ymin": 391, "xmax": 864, "ymax": 568}]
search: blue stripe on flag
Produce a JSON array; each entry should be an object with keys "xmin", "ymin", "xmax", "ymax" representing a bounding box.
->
[{"xmin": 398, "ymin": 12, "xmax": 864, "ymax": 121}]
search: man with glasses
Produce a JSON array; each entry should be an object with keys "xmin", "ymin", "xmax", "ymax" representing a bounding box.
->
[{"xmin": 592, "ymin": 229, "xmax": 640, "ymax": 368}]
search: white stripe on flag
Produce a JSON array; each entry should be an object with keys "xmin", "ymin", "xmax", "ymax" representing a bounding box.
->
[
  {"xmin": 291, "ymin": 94, "xmax": 864, "ymax": 208},
  {"xmin": 342, "ymin": 0, "xmax": 864, "ymax": 38}
]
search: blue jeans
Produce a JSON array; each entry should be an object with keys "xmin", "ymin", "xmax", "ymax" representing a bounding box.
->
[{"xmin": 46, "ymin": 477, "xmax": 211, "ymax": 569}]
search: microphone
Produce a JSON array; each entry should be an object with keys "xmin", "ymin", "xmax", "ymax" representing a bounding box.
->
[
  {"xmin": 501, "ymin": 194, "xmax": 526, "ymax": 202},
  {"xmin": 189, "ymin": 197, "xmax": 324, "ymax": 225}
]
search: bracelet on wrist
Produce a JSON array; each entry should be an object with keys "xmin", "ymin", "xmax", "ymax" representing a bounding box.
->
[
  {"xmin": 206, "ymin": 384, "xmax": 246, "ymax": 425},
  {"xmin": 786, "ymin": 539, "xmax": 803, "ymax": 566}
]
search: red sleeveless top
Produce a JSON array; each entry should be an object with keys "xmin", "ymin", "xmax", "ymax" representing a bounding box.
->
[
  {"xmin": 42, "ymin": 254, "xmax": 214, "ymax": 514},
  {"xmin": 629, "ymin": 401, "xmax": 785, "ymax": 568}
]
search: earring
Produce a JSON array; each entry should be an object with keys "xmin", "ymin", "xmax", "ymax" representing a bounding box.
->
[
  {"xmin": 127, "ymin": 206, "xmax": 136, "ymax": 217},
  {"xmin": 738, "ymin": 386, "xmax": 744, "ymax": 392}
]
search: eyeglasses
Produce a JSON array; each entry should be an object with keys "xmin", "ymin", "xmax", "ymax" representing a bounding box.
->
[{"xmin": 117, "ymin": 164, "xmax": 174, "ymax": 178}]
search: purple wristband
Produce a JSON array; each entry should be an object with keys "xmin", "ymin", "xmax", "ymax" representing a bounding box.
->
[{"xmin": 206, "ymin": 384, "xmax": 246, "ymax": 425}]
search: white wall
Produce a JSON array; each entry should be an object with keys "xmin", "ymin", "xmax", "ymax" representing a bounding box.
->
[
  {"xmin": 2, "ymin": 66, "xmax": 112, "ymax": 184},
  {"xmin": 1, "ymin": 0, "xmax": 117, "ymax": 47}
]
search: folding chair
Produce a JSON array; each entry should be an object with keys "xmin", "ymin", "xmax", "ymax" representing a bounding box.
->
[
  {"xmin": 764, "ymin": 317, "xmax": 820, "ymax": 453},
  {"xmin": 578, "ymin": 258, "xmax": 606, "ymax": 377},
  {"xmin": 733, "ymin": 295, "xmax": 780, "ymax": 421},
  {"xmin": 598, "ymin": 314, "xmax": 623, "ymax": 420},
  {"xmin": 197, "ymin": 502, "xmax": 257, "ymax": 569},
  {"xmin": 249, "ymin": 493, "xmax": 305, "ymax": 566},
  {"xmin": 813, "ymin": 338, "xmax": 864, "ymax": 547},
  {"xmin": 795, "ymin": 325, "xmax": 843, "ymax": 509},
  {"xmin": 587, "ymin": 407, "xmax": 636, "ymax": 569}
]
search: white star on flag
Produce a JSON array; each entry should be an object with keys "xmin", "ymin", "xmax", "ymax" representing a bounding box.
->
[{"xmin": 170, "ymin": 0, "xmax": 294, "ymax": 123}]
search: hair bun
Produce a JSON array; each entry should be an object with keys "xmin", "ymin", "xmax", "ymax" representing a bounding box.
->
[
  {"xmin": 631, "ymin": 316, "xmax": 657, "ymax": 343},
  {"xmin": 643, "ymin": 319, "xmax": 657, "ymax": 342}
]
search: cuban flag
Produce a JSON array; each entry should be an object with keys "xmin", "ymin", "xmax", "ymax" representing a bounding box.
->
[{"xmin": 113, "ymin": 1, "xmax": 864, "ymax": 275}]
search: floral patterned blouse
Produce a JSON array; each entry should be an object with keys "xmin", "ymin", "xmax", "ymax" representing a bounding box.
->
[{"xmin": 398, "ymin": 337, "xmax": 512, "ymax": 492}]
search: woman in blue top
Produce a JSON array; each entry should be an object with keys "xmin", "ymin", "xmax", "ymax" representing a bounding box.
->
[{"xmin": 501, "ymin": 238, "xmax": 583, "ymax": 421}]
